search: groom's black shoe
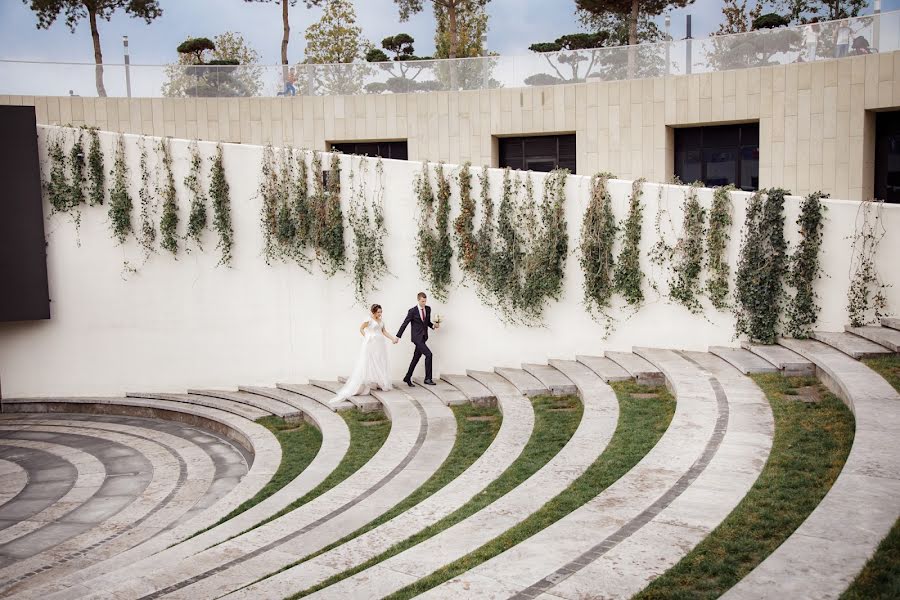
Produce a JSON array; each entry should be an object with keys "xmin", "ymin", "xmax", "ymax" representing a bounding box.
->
[
  {"xmin": 403, "ymin": 378, "xmax": 414, "ymax": 387},
  {"xmin": 423, "ymin": 379, "xmax": 436, "ymax": 386}
]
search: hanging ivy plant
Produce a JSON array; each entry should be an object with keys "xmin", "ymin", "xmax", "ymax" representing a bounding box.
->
[
  {"xmin": 158, "ymin": 137, "xmax": 179, "ymax": 256},
  {"xmin": 274, "ymin": 148, "xmax": 297, "ymax": 259},
  {"xmin": 348, "ymin": 157, "xmax": 389, "ymax": 304},
  {"xmin": 184, "ymin": 141, "xmax": 208, "ymax": 250},
  {"xmin": 453, "ymin": 162, "xmax": 478, "ymax": 275},
  {"xmin": 734, "ymin": 188, "xmax": 788, "ymax": 343},
  {"xmin": 847, "ymin": 198, "xmax": 890, "ymax": 327},
  {"xmin": 614, "ymin": 178, "xmax": 645, "ymax": 306},
  {"xmin": 318, "ymin": 152, "xmax": 347, "ymax": 275},
  {"xmin": 108, "ymin": 133, "xmax": 133, "ymax": 245},
  {"xmin": 86, "ymin": 127, "xmax": 105, "ymax": 206},
  {"xmin": 67, "ymin": 129, "xmax": 86, "ymax": 208},
  {"xmin": 785, "ymin": 191, "xmax": 827, "ymax": 337},
  {"xmin": 579, "ymin": 172, "xmax": 617, "ymax": 319},
  {"xmin": 473, "ymin": 167, "xmax": 495, "ymax": 292},
  {"xmin": 668, "ymin": 183, "xmax": 707, "ymax": 313},
  {"xmin": 415, "ymin": 161, "xmax": 453, "ymax": 301},
  {"xmin": 259, "ymin": 144, "xmax": 281, "ymax": 265},
  {"xmin": 706, "ymin": 185, "xmax": 734, "ymax": 310},
  {"xmin": 488, "ymin": 168, "xmax": 523, "ymax": 312},
  {"xmin": 292, "ymin": 150, "xmax": 312, "ymax": 254},
  {"xmin": 137, "ymin": 137, "xmax": 157, "ymax": 257},
  {"xmin": 46, "ymin": 131, "xmax": 74, "ymax": 214},
  {"xmin": 209, "ymin": 143, "xmax": 233, "ymax": 267}
]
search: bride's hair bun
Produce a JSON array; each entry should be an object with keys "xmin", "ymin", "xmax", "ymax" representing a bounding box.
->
[{"xmin": 370, "ymin": 303, "xmax": 382, "ymax": 314}]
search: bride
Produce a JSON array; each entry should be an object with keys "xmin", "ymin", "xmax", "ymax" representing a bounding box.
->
[{"xmin": 330, "ymin": 304, "xmax": 399, "ymax": 405}]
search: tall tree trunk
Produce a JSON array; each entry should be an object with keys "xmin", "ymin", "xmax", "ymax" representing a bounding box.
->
[
  {"xmin": 281, "ymin": 0, "xmax": 290, "ymax": 64},
  {"xmin": 627, "ymin": 0, "xmax": 638, "ymax": 79},
  {"xmin": 448, "ymin": 1, "xmax": 459, "ymax": 89},
  {"xmin": 88, "ymin": 8, "xmax": 107, "ymax": 97}
]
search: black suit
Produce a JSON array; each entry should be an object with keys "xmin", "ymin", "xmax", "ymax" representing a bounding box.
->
[{"xmin": 397, "ymin": 305, "xmax": 434, "ymax": 381}]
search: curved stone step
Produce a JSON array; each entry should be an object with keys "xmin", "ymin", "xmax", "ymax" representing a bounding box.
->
[
  {"xmin": 413, "ymin": 377, "xmax": 468, "ymax": 406},
  {"xmin": 125, "ymin": 392, "xmax": 269, "ymax": 421},
  {"xmin": 845, "ymin": 325, "xmax": 900, "ymax": 353},
  {"xmin": 742, "ymin": 342, "xmax": 816, "ymax": 377},
  {"xmin": 441, "ymin": 374, "xmax": 496, "ymax": 406},
  {"xmin": 576, "ymin": 355, "xmax": 632, "ymax": 382},
  {"xmin": 723, "ymin": 338, "xmax": 900, "ymax": 600},
  {"xmin": 812, "ymin": 330, "xmax": 893, "ymax": 360},
  {"xmin": 604, "ymin": 351, "xmax": 665, "ymax": 386},
  {"xmin": 522, "ymin": 363, "xmax": 577, "ymax": 396},
  {"xmin": 494, "ymin": 367, "xmax": 549, "ymax": 397},
  {"xmin": 709, "ymin": 346, "xmax": 778, "ymax": 374},
  {"xmin": 0, "ymin": 459, "xmax": 28, "ymax": 510},
  {"xmin": 303, "ymin": 361, "xmax": 619, "ymax": 599},
  {"xmin": 187, "ymin": 389, "xmax": 300, "ymax": 419},
  {"xmin": 425, "ymin": 349, "xmax": 771, "ymax": 599},
  {"xmin": 223, "ymin": 378, "xmax": 535, "ymax": 599},
  {"xmin": 77, "ymin": 388, "xmax": 454, "ymax": 599},
  {"xmin": 274, "ymin": 383, "xmax": 354, "ymax": 413},
  {"xmin": 311, "ymin": 380, "xmax": 381, "ymax": 412},
  {"xmin": 881, "ymin": 317, "xmax": 900, "ymax": 331}
]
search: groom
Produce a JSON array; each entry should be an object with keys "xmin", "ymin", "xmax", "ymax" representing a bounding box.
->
[{"xmin": 397, "ymin": 292, "xmax": 439, "ymax": 386}]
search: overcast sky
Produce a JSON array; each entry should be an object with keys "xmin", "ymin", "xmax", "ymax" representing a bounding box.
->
[{"xmin": 0, "ymin": 0, "xmax": 892, "ymax": 66}]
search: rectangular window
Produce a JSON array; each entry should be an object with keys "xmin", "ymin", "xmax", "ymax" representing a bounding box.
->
[
  {"xmin": 875, "ymin": 111, "xmax": 900, "ymax": 203},
  {"xmin": 498, "ymin": 134, "xmax": 576, "ymax": 174},
  {"xmin": 330, "ymin": 140, "xmax": 408, "ymax": 160},
  {"xmin": 674, "ymin": 123, "xmax": 759, "ymax": 191}
]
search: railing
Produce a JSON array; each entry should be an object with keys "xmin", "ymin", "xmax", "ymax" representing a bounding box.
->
[{"xmin": 2, "ymin": 10, "xmax": 897, "ymax": 99}]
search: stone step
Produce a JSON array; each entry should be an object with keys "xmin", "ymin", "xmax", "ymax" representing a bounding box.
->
[
  {"xmin": 494, "ymin": 367, "xmax": 549, "ymax": 397},
  {"xmin": 124, "ymin": 392, "xmax": 269, "ymax": 421},
  {"xmin": 845, "ymin": 325, "xmax": 900, "ymax": 353},
  {"xmin": 708, "ymin": 346, "xmax": 779, "ymax": 375},
  {"xmin": 606, "ymin": 351, "xmax": 665, "ymax": 386},
  {"xmin": 742, "ymin": 342, "xmax": 816, "ymax": 377},
  {"xmin": 812, "ymin": 330, "xmax": 894, "ymax": 360},
  {"xmin": 311, "ymin": 380, "xmax": 381, "ymax": 413},
  {"xmin": 412, "ymin": 377, "xmax": 468, "ymax": 406},
  {"xmin": 726, "ymin": 339, "xmax": 900, "ymax": 600},
  {"xmin": 274, "ymin": 383, "xmax": 354, "ymax": 413},
  {"xmin": 467, "ymin": 370, "xmax": 525, "ymax": 399},
  {"xmin": 575, "ymin": 355, "xmax": 632, "ymax": 382},
  {"xmin": 440, "ymin": 374, "xmax": 496, "ymax": 406},
  {"xmin": 881, "ymin": 317, "xmax": 900, "ymax": 331},
  {"xmin": 522, "ymin": 363, "xmax": 578, "ymax": 396},
  {"xmin": 187, "ymin": 389, "xmax": 300, "ymax": 419}
]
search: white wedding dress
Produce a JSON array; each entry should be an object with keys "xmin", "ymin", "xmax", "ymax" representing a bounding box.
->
[{"xmin": 330, "ymin": 318, "xmax": 392, "ymax": 404}]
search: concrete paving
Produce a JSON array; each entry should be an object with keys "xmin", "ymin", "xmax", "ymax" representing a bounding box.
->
[
  {"xmin": 495, "ymin": 367, "xmax": 549, "ymax": 397},
  {"xmin": 522, "ymin": 363, "xmax": 578, "ymax": 396},
  {"xmin": 812, "ymin": 330, "xmax": 893, "ymax": 360},
  {"xmin": 743, "ymin": 342, "xmax": 816, "ymax": 377},
  {"xmin": 440, "ymin": 374, "xmax": 496, "ymax": 405},
  {"xmin": 576, "ymin": 355, "xmax": 632, "ymax": 382},
  {"xmin": 709, "ymin": 346, "xmax": 778, "ymax": 374},
  {"xmin": 604, "ymin": 351, "xmax": 665, "ymax": 386},
  {"xmin": 845, "ymin": 325, "xmax": 900, "ymax": 353}
]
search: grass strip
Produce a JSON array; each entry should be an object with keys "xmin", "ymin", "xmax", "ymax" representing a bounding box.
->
[
  {"xmin": 386, "ymin": 381, "xmax": 674, "ymax": 600},
  {"xmin": 840, "ymin": 356, "xmax": 900, "ymax": 600},
  {"xmin": 286, "ymin": 394, "xmax": 583, "ymax": 598},
  {"xmin": 634, "ymin": 374, "xmax": 855, "ymax": 600}
]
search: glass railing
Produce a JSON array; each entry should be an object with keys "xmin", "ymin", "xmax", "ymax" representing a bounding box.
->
[{"xmin": 2, "ymin": 10, "xmax": 897, "ymax": 98}]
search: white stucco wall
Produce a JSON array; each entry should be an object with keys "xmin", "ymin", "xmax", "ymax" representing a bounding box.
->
[{"xmin": 1, "ymin": 126, "xmax": 898, "ymax": 398}]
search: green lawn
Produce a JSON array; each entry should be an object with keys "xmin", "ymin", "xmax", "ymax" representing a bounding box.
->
[
  {"xmin": 387, "ymin": 381, "xmax": 674, "ymax": 599},
  {"xmin": 634, "ymin": 374, "xmax": 855, "ymax": 600}
]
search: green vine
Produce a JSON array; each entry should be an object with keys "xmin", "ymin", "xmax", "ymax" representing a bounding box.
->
[
  {"xmin": 318, "ymin": 152, "xmax": 347, "ymax": 275},
  {"xmin": 108, "ymin": 133, "xmax": 133, "ymax": 245},
  {"xmin": 46, "ymin": 131, "xmax": 75, "ymax": 215},
  {"xmin": 453, "ymin": 162, "xmax": 477, "ymax": 275},
  {"xmin": 86, "ymin": 127, "xmax": 105, "ymax": 206},
  {"xmin": 415, "ymin": 161, "xmax": 453, "ymax": 301},
  {"xmin": 67, "ymin": 129, "xmax": 86, "ymax": 208},
  {"xmin": 185, "ymin": 141, "xmax": 208, "ymax": 250},
  {"xmin": 348, "ymin": 157, "xmax": 388, "ymax": 304},
  {"xmin": 847, "ymin": 198, "xmax": 890, "ymax": 327},
  {"xmin": 137, "ymin": 137, "xmax": 157, "ymax": 257},
  {"xmin": 734, "ymin": 188, "xmax": 788, "ymax": 344},
  {"xmin": 614, "ymin": 178, "xmax": 645, "ymax": 306},
  {"xmin": 259, "ymin": 144, "xmax": 283, "ymax": 265},
  {"xmin": 292, "ymin": 150, "xmax": 311, "ymax": 255},
  {"xmin": 786, "ymin": 191, "xmax": 828, "ymax": 337},
  {"xmin": 209, "ymin": 143, "xmax": 234, "ymax": 267},
  {"xmin": 473, "ymin": 168, "xmax": 495, "ymax": 292},
  {"xmin": 668, "ymin": 183, "xmax": 707, "ymax": 313},
  {"xmin": 579, "ymin": 172, "xmax": 617, "ymax": 320},
  {"xmin": 706, "ymin": 185, "xmax": 734, "ymax": 310},
  {"xmin": 158, "ymin": 137, "xmax": 179, "ymax": 255},
  {"xmin": 488, "ymin": 168, "xmax": 524, "ymax": 314}
]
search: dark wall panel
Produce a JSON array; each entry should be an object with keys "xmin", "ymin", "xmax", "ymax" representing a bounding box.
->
[{"xmin": 0, "ymin": 106, "xmax": 50, "ymax": 321}]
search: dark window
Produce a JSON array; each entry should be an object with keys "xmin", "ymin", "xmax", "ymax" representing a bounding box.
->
[
  {"xmin": 330, "ymin": 140, "xmax": 408, "ymax": 160},
  {"xmin": 674, "ymin": 123, "xmax": 759, "ymax": 191},
  {"xmin": 875, "ymin": 111, "xmax": 900, "ymax": 203},
  {"xmin": 498, "ymin": 134, "xmax": 576, "ymax": 174}
]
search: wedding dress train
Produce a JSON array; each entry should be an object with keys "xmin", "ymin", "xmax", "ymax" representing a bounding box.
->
[{"xmin": 330, "ymin": 318, "xmax": 392, "ymax": 404}]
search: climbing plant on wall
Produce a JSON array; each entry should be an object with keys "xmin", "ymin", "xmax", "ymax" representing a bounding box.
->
[
  {"xmin": 614, "ymin": 178, "xmax": 645, "ymax": 307},
  {"xmin": 847, "ymin": 198, "xmax": 890, "ymax": 327},
  {"xmin": 415, "ymin": 161, "xmax": 453, "ymax": 301},
  {"xmin": 184, "ymin": 141, "xmax": 208, "ymax": 250},
  {"xmin": 108, "ymin": 134, "xmax": 133, "ymax": 245},
  {"xmin": 318, "ymin": 152, "xmax": 347, "ymax": 275},
  {"xmin": 786, "ymin": 191, "xmax": 827, "ymax": 337},
  {"xmin": 579, "ymin": 172, "xmax": 617, "ymax": 320},
  {"xmin": 45, "ymin": 131, "xmax": 77, "ymax": 217},
  {"xmin": 348, "ymin": 157, "xmax": 388, "ymax": 304},
  {"xmin": 473, "ymin": 167, "xmax": 495, "ymax": 293},
  {"xmin": 86, "ymin": 127, "xmax": 105, "ymax": 207},
  {"xmin": 158, "ymin": 137, "xmax": 179, "ymax": 255},
  {"xmin": 209, "ymin": 143, "xmax": 233, "ymax": 267},
  {"xmin": 259, "ymin": 144, "xmax": 285, "ymax": 265},
  {"xmin": 137, "ymin": 137, "xmax": 157, "ymax": 257},
  {"xmin": 735, "ymin": 188, "xmax": 788, "ymax": 343},
  {"xmin": 67, "ymin": 129, "xmax": 86, "ymax": 208},
  {"xmin": 668, "ymin": 183, "xmax": 707, "ymax": 313},
  {"xmin": 706, "ymin": 185, "xmax": 734, "ymax": 310},
  {"xmin": 453, "ymin": 162, "xmax": 477, "ymax": 276}
]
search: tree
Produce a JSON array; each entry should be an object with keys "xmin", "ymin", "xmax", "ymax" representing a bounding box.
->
[
  {"xmin": 717, "ymin": 0, "xmax": 766, "ymax": 34},
  {"xmin": 163, "ymin": 32, "xmax": 263, "ymax": 98},
  {"xmin": 393, "ymin": 0, "xmax": 490, "ymax": 60},
  {"xmin": 301, "ymin": 0, "xmax": 369, "ymax": 95},
  {"xmin": 365, "ymin": 34, "xmax": 438, "ymax": 93},
  {"xmin": 243, "ymin": 0, "xmax": 322, "ymax": 65},
  {"xmin": 775, "ymin": 0, "xmax": 867, "ymax": 23},
  {"xmin": 22, "ymin": 0, "xmax": 162, "ymax": 97}
]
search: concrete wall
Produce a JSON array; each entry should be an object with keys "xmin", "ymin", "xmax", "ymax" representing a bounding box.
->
[
  {"xmin": 0, "ymin": 126, "xmax": 897, "ymax": 398},
  {"xmin": 3, "ymin": 52, "xmax": 900, "ymax": 202}
]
